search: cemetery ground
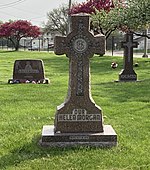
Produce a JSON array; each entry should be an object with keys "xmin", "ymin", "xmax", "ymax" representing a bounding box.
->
[{"xmin": 0, "ymin": 50, "xmax": 150, "ymax": 170}]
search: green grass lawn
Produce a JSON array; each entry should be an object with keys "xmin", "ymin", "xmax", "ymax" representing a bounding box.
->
[{"xmin": 0, "ymin": 50, "xmax": 150, "ymax": 170}]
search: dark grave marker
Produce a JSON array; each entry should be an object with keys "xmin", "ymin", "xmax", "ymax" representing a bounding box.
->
[
  {"xmin": 119, "ymin": 32, "xmax": 139, "ymax": 81},
  {"xmin": 40, "ymin": 14, "xmax": 117, "ymax": 147},
  {"xmin": 8, "ymin": 59, "xmax": 49, "ymax": 84}
]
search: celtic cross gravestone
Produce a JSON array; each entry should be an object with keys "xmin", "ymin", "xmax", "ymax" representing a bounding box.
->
[
  {"xmin": 119, "ymin": 32, "xmax": 139, "ymax": 81},
  {"xmin": 54, "ymin": 14, "xmax": 105, "ymax": 133},
  {"xmin": 40, "ymin": 14, "xmax": 117, "ymax": 147}
]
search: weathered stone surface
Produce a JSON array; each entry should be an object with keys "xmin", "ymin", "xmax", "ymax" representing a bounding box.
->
[
  {"xmin": 8, "ymin": 59, "xmax": 49, "ymax": 84},
  {"xmin": 54, "ymin": 14, "xmax": 105, "ymax": 133},
  {"xmin": 40, "ymin": 125, "xmax": 117, "ymax": 148},
  {"xmin": 119, "ymin": 32, "xmax": 139, "ymax": 81}
]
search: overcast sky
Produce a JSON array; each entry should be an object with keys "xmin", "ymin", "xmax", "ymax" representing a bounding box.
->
[{"xmin": 0, "ymin": 0, "xmax": 85, "ymax": 27}]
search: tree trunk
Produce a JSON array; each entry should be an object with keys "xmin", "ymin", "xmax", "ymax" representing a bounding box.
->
[
  {"xmin": 9, "ymin": 38, "xmax": 20, "ymax": 51},
  {"xmin": 15, "ymin": 42, "xmax": 19, "ymax": 51},
  {"xmin": 9, "ymin": 37, "xmax": 20, "ymax": 51},
  {"xmin": 142, "ymin": 29, "xmax": 148, "ymax": 58}
]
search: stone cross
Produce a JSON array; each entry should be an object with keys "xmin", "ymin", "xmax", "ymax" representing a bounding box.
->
[
  {"xmin": 54, "ymin": 14, "xmax": 105, "ymax": 133},
  {"xmin": 119, "ymin": 32, "xmax": 138, "ymax": 81}
]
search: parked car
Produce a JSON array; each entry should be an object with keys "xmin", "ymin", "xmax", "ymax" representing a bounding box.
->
[
  {"xmin": 48, "ymin": 44, "xmax": 54, "ymax": 48},
  {"xmin": 28, "ymin": 46, "xmax": 38, "ymax": 51}
]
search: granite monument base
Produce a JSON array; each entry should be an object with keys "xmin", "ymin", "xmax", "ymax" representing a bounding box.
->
[
  {"xmin": 115, "ymin": 80, "xmax": 140, "ymax": 82},
  {"xmin": 40, "ymin": 125, "xmax": 117, "ymax": 148},
  {"xmin": 114, "ymin": 69, "xmax": 140, "ymax": 82}
]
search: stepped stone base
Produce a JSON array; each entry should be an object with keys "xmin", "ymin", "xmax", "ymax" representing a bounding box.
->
[
  {"xmin": 114, "ymin": 79, "xmax": 141, "ymax": 82},
  {"xmin": 39, "ymin": 125, "xmax": 117, "ymax": 148}
]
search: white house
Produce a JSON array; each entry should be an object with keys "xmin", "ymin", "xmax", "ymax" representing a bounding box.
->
[
  {"xmin": 20, "ymin": 30, "xmax": 61, "ymax": 50},
  {"xmin": 134, "ymin": 29, "xmax": 150, "ymax": 50}
]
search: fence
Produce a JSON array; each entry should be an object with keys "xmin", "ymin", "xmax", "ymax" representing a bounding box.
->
[{"xmin": 0, "ymin": 38, "xmax": 54, "ymax": 52}]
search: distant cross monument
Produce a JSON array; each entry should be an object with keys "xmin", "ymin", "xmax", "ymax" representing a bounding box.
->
[
  {"xmin": 40, "ymin": 14, "xmax": 117, "ymax": 147},
  {"xmin": 119, "ymin": 32, "xmax": 139, "ymax": 81}
]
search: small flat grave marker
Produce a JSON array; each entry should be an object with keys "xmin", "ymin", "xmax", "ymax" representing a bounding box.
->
[
  {"xmin": 118, "ymin": 32, "xmax": 139, "ymax": 81},
  {"xmin": 8, "ymin": 59, "xmax": 49, "ymax": 84},
  {"xmin": 40, "ymin": 14, "xmax": 117, "ymax": 148}
]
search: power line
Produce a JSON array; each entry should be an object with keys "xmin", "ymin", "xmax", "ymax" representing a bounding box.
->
[
  {"xmin": 0, "ymin": 9, "xmax": 46, "ymax": 26},
  {"xmin": 0, "ymin": 10, "xmax": 19, "ymax": 18},
  {"xmin": 11, "ymin": 6, "xmax": 44, "ymax": 16},
  {"xmin": 0, "ymin": 9, "xmax": 46, "ymax": 21},
  {"xmin": 0, "ymin": 0, "xmax": 27, "ymax": 9},
  {"xmin": 0, "ymin": 0, "xmax": 23, "ymax": 7}
]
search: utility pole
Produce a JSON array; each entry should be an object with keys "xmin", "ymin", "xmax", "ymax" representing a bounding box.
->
[
  {"xmin": 68, "ymin": 0, "xmax": 72, "ymax": 34},
  {"xmin": 142, "ymin": 29, "xmax": 148, "ymax": 58}
]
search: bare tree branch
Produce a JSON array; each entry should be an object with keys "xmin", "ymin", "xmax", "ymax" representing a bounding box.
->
[{"xmin": 131, "ymin": 31, "xmax": 150, "ymax": 39}]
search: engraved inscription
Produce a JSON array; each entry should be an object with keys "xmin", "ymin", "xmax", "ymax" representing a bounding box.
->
[
  {"xmin": 78, "ymin": 19, "xmax": 84, "ymax": 33},
  {"xmin": 58, "ymin": 114, "xmax": 101, "ymax": 122},
  {"xmin": 73, "ymin": 38, "xmax": 87, "ymax": 53},
  {"xmin": 120, "ymin": 74, "xmax": 136, "ymax": 79},
  {"xmin": 17, "ymin": 61, "xmax": 39, "ymax": 73},
  {"xmin": 72, "ymin": 109, "xmax": 87, "ymax": 114},
  {"xmin": 57, "ymin": 109, "xmax": 101, "ymax": 121},
  {"xmin": 76, "ymin": 57, "xmax": 84, "ymax": 96},
  {"xmin": 69, "ymin": 136, "xmax": 89, "ymax": 140},
  {"xmin": 69, "ymin": 35, "xmax": 92, "ymax": 57}
]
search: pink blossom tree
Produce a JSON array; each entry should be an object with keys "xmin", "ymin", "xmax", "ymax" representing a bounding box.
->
[
  {"xmin": 69, "ymin": 0, "xmax": 115, "ymax": 14},
  {"xmin": 0, "ymin": 20, "xmax": 41, "ymax": 51},
  {"xmin": 69, "ymin": 0, "xmax": 118, "ymax": 38},
  {"xmin": 70, "ymin": 0, "xmax": 150, "ymax": 39}
]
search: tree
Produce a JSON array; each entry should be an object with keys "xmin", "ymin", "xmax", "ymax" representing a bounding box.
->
[
  {"xmin": 70, "ymin": 0, "xmax": 115, "ymax": 14},
  {"xmin": 70, "ymin": 0, "xmax": 150, "ymax": 39},
  {"xmin": 44, "ymin": 4, "xmax": 68, "ymax": 36},
  {"xmin": 90, "ymin": 7, "xmax": 125, "ymax": 39},
  {"xmin": 118, "ymin": 0, "xmax": 150, "ymax": 38},
  {"xmin": 0, "ymin": 20, "xmax": 41, "ymax": 51},
  {"xmin": 70, "ymin": 0, "xmax": 123, "ymax": 39}
]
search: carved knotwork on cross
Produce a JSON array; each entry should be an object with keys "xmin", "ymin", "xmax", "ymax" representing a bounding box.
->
[{"xmin": 54, "ymin": 14, "xmax": 105, "ymax": 98}]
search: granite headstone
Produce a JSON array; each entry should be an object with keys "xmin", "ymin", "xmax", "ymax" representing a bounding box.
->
[
  {"xmin": 40, "ymin": 14, "xmax": 117, "ymax": 147},
  {"xmin": 8, "ymin": 59, "xmax": 49, "ymax": 84}
]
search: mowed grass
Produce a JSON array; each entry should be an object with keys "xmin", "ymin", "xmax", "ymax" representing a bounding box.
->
[{"xmin": 0, "ymin": 50, "xmax": 150, "ymax": 170}]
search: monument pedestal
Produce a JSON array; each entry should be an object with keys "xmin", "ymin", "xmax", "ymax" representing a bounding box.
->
[
  {"xmin": 118, "ymin": 69, "xmax": 137, "ymax": 82},
  {"xmin": 54, "ymin": 100, "xmax": 104, "ymax": 133},
  {"xmin": 40, "ymin": 125, "xmax": 117, "ymax": 147}
]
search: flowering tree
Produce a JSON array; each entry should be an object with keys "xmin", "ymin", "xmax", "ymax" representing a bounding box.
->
[
  {"xmin": 0, "ymin": 20, "xmax": 41, "ymax": 51},
  {"xmin": 90, "ymin": 0, "xmax": 127, "ymax": 39},
  {"xmin": 70, "ymin": 0, "xmax": 115, "ymax": 14},
  {"xmin": 118, "ymin": 0, "xmax": 150, "ymax": 38},
  {"xmin": 70, "ymin": 0, "xmax": 150, "ymax": 39},
  {"xmin": 69, "ymin": 0, "xmax": 122, "ymax": 38}
]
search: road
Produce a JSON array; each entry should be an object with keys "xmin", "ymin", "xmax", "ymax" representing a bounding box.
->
[{"xmin": 105, "ymin": 50, "xmax": 149, "ymax": 58}]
